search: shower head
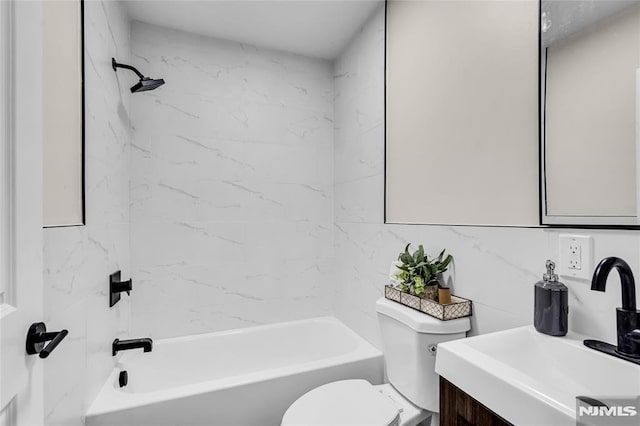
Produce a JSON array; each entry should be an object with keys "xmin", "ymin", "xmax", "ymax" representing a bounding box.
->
[
  {"xmin": 130, "ymin": 78, "xmax": 166, "ymax": 93},
  {"xmin": 111, "ymin": 58, "xmax": 165, "ymax": 93}
]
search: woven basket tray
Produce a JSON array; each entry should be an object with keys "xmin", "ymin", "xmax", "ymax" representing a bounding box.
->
[{"xmin": 384, "ymin": 285, "xmax": 472, "ymax": 321}]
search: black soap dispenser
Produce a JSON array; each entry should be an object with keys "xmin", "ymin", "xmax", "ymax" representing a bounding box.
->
[{"xmin": 534, "ymin": 260, "xmax": 568, "ymax": 336}]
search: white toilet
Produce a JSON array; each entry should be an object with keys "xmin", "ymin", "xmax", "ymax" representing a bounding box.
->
[{"xmin": 281, "ymin": 297, "xmax": 471, "ymax": 426}]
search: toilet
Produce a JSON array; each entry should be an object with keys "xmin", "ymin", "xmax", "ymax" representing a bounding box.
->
[{"xmin": 281, "ymin": 297, "xmax": 471, "ymax": 426}]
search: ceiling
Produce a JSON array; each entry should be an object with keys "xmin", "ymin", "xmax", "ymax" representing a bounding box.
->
[{"xmin": 123, "ymin": 0, "xmax": 383, "ymax": 60}]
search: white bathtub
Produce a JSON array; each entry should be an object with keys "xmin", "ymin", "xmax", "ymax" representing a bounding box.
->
[{"xmin": 85, "ymin": 317, "xmax": 383, "ymax": 426}]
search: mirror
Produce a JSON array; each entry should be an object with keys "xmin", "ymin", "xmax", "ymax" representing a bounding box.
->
[
  {"xmin": 42, "ymin": 0, "xmax": 85, "ymax": 227},
  {"xmin": 541, "ymin": 0, "xmax": 640, "ymax": 226},
  {"xmin": 385, "ymin": 0, "xmax": 539, "ymax": 226}
]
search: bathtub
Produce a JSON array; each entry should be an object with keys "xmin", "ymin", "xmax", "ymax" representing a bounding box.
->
[{"xmin": 85, "ymin": 317, "xmax": 383, "ymax": 426}]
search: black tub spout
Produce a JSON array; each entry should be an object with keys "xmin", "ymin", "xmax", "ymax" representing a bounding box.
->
[{"xmin": 112, "ymin": 337, "xmax": 153, "ymax": 356}]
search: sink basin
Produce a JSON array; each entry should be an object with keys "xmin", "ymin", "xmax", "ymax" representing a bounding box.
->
[{"xmin": 435, "ymin": 326, "xmax": 640, "ymax": 426}]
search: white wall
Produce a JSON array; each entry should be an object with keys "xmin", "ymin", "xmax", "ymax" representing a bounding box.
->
[
  {"xmin": 42, "ymin": 1, "xmax": 132, "ymax": 424},
  {"xmin": 333, "ymin": 5, "xmax": 640, "ymax": 349},
  {"xmin": 128, "ymin": 22, "xmax": 335, "ymax": 339}
]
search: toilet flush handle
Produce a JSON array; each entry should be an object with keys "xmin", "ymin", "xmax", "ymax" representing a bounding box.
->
[{"xmin": 427, "ymin": 344, "xmax": 437, "ymax": 356}]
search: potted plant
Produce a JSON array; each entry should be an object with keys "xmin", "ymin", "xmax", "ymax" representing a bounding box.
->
[{"xmin": 394, "ymin": 243, "xmax": 453, "ymax": 303}]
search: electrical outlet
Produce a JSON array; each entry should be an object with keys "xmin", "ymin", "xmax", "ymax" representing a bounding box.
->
[
  {"xmin": 559, "ymin": 235, "xmax": 593, "ymax": 280},
  {"xmin": 568, "ymin": 243, "xmax": 581, "ymax": 270}
]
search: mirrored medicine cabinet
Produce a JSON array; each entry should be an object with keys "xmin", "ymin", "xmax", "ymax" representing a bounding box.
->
[
  {"xmin": 541, "ymin": 0, "xmax": 640, "ymax": 227},
  {"xmin": 385, "ymin": 0, "xmax": 640, "ymax": 228}
]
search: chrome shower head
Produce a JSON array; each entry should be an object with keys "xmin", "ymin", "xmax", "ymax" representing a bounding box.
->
[{"xmin": 112, "ymin": 58, "xmax": 165, "ymax": 93}]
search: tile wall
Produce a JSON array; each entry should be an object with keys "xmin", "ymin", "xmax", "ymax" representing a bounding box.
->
[
  {"xmin": 42, "ymin": 1, "xmax": 132, "ymax": 424},
  {"xmin": 128, "ymin": 22, "xmax": 335, "ymax": 338}
]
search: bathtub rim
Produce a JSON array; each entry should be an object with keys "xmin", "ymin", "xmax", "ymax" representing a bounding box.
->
[{"xmin": 85, "ymin": 316, "xmax": 382, "ymax": 419}]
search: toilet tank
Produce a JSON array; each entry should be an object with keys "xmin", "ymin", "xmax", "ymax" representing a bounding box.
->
[{"xmin": 376, "ymin": 298, "xmax": 470, "ymax": 412}]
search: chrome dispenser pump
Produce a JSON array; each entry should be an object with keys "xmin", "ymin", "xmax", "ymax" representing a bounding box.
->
[{"xmin": 543, "ymin": 260, "xmax": 558, "ymax": 282}]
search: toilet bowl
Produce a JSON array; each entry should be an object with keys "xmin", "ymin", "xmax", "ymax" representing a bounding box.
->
[{"xmin": 281, "ymin": 298, "xmax": 471, "ymax": 426}]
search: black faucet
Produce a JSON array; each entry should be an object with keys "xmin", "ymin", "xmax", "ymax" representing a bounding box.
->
[
  {"xmin": 584, "ymin": 257, "xmax": 640, "ymax": 363},
  {"xmin": 112, "ymin": 338, "xmax": 153, "ymax": 356}
]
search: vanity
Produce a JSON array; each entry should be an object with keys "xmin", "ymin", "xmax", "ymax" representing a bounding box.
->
[
  {"xmin": 435, "ymin": 326, "xmax": 640, "ymax": 426},
  {"xmin": 440, "ymin": 377, "xmax": 511, "ymax": 426}
]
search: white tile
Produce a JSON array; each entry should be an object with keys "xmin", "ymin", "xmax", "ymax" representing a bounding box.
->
[
  {"xmin": 129, "ymin": 21, "xmax": 334, "ymax": 339},
  {"xmin": 43, "ymin": 0, "xmax": 132, "ymax": 421},
  {"xmin": 43, "ymin": 301, "xmax": 86, "ymax": 426}
]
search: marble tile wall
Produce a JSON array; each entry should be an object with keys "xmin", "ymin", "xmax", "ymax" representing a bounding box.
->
[
  {"xmin": 332, "ymin": 5, "xmax": 640, "ymax": 349},
  {"xmin": 128, "ymin": 22, "xmax": 335, "ymax": 338},
  {"xmin": 42, "ymin": 1, "xmax": 132, "ymax": 425}
]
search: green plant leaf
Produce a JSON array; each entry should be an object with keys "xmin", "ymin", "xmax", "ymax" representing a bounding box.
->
[
  {"xmin": 438, "ymin": 254, "xmax": 453, "ymax": 271},
  {"xmin": 399, "ymin": 243, "xmax": 411, "ymax": 262},
  {"xmin": 413, "ymin": 276, "xmax": 424, "ymax": 295}
]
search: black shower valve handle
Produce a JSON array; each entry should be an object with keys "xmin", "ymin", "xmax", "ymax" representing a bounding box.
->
[
  {"xmin": 109, "ymin": 271, "xmax": 132, "ymax": 307},
  {"xmin": 113, "ymin": 278, "xmax": 132, "ymax": 295}
]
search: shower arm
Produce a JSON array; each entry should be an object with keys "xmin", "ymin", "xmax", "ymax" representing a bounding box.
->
[{"xmin": 112, "ymin": 58, "xmax": 146, "ymax": 80}]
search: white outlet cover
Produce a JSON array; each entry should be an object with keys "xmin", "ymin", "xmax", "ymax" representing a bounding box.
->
[{"xmin": 558, "ymin": 234, "xmax": 593, "ymax": 280}]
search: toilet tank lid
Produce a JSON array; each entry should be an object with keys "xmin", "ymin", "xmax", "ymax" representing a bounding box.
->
[{"xmin": 376, "ymin": 298, "xmax": 471, "ymax": 334}]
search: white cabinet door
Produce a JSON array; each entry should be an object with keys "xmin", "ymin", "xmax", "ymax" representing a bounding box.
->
[{"xmin": 0, "ymin": 1, "xmax": 45, "ymax": 425}]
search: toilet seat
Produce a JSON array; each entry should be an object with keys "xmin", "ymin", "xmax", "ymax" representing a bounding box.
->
[{"xmin": 281, "ymin": 380, "xmax": 400, "ymax": 426}]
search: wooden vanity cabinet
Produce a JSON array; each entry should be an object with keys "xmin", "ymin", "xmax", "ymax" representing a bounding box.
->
[{"xmin": 440, "ymin": 377, "xmax": 513, "ymax": 426}]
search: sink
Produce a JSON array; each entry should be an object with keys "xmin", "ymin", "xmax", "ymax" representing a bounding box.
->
[{"xmin": 435, "ymin": 326, "xmax": 640, "ymax": 426}]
